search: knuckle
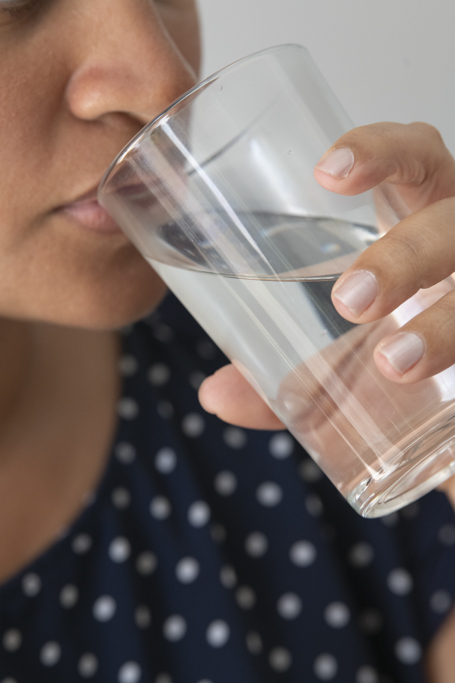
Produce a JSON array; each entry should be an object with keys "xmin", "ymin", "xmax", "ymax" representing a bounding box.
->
[
  {"xmin": 381, "ymin": 231, "xmax": 428, "ymax": 282},
  {"xmin": 407, "ymin": 121, "xmax": 445, "ymax": 148},
  {"xmin": 436, "ymin": 290, "xmax": 455, "ymax": 317}
]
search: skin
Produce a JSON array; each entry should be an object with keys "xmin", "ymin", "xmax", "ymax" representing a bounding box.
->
[
  {"xmin": 197, "ymin": 123, "xmax": 455, "ymax": 679},
  {"xmin": 0, "ymin": 1, "xmax": 454, "ymax": 677},
  {"xmin": 0, "ymin": 0, "xmax": 200, "ymax": 580},
  {"xmin": 200, "ymin": 122, "xmax": 455, "ymax": 506}
]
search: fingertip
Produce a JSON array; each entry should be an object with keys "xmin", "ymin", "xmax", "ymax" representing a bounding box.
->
[
  {"xmin": 198, "ymin": 373, "xmax": 219, "ymax": 414},
  {"xmin": 375, "ymin": 332, "xmax": 425, "ymax": 377},
  {"xmin": 315, "ymin": 147, "xmax": 355, "ymax": 179}
]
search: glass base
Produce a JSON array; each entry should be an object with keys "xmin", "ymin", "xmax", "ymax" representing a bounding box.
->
[{"xmin": 347, "ymin": 412, "xmax": 455, "ymax": 518}]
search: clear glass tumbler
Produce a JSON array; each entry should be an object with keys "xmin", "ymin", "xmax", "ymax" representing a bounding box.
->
[{"xmin": 98, "ymin": 44, "xmax": 455, "ymax": 517}]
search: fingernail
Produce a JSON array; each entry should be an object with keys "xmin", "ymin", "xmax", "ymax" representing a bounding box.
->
[
  {"xmin": 315, "ymin": 147, "xmax": 355, "ymax": 178},
  {"xmin": 377, "ymin": 333, "xmax": 425, "ymax": 374},
  {"xmin": 332, "ymin": 270, "xmax": 378, "ymax": 316}
]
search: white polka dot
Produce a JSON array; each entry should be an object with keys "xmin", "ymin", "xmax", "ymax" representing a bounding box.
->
[
  {"xmin": 2, "ymin": 629, "xmax": 21, "ymax": 652},
  {"xmin": 181, "ymin": 413, "xmax": 205, "ymax": 438},
  {"xmin": 356, "ymin": 666, "xmax": 379, "ymax": 683},
  {"xmin": 118, "ymin": 397, "xmax": 139, "ymax": 419},
  {"xmin": 118, "ymin": 661, "xmax": 142, "ymax": 683},
  {"xmin": 381, "ymin": 512, "xmax": 399, "ymax": 527},
  {"xmin": 111, "ymin": 487, "xmax": 131, "ymax": 509},
  {"xmin": 299, "ymin": 459, "xmax": 322, "ymax": 482},
  {"xmin": 400, "ymin": 502, "xmax": 419, "ymax": 519},
  {"xmin": 222, "ymin": 427, "xmax": 247, "ymax": 449},
  {"xmin": 148, "ymin": 363, "xmax": 171, "ymax": 386},
  {"xmin": 188, "ymin": 371, "xmax": 206, "ymax": 390},
  {"xmin": 155, "ymin": 675, "xmax": 172, "ymax": 683},
  {"xmin": 115, "ymin": 442, "xmax": 136, "ymax": 464},
  {"xmin": 438, "ymin": 524, "xmax": 455, "ymax": 546},
  {"xmin": 153, "ymin": 324, "xmax": 174, "ymax": 343},
  {"xmin": 93, "ymin": 595, "xmax": 117, "ymax": 622},
  {"xmin": 289, "ymin": 540, "xmax": 317, "ymax": 567},
  {"xmin": 72, "ymin": 533, "xmax": 92, "ymax": 555},
  {"xmin": 150, "ymin": 496, "xmax": 172, "ymax": 520},
  {"xmin": 210, "ymin": 523, "xmax": 226, "ymax": 543},
  {"xmin": 394, "ymin": 637, "xmax": 422, "ymax": 665},
  {"xmin": 156, "ymin": 399, "xmax": 175, "ymax": 420},
  {"xmin": 235, "ymin": 585, "xmax": 256, "ymax": 609},
  {"xmin": 163, "ymin": 615, "xmax": 187, "ymax": 642},
  {"xmin": 430, "ymin": 590, "xmax": 452, "ymax": 614},
  {"xmin": 22, "ymin": 573, "xmax": 41, "ymax": 597},
  {"xmin": 269, "ymin": 433, "xmax": 294, "ymax": 459},
  {"xmin": 246, "ymin": 631, "xmax": 263, "ymax": 655},
  {"xmin": 214, "ymin": 471, "xmax": 237, "ymax": 496},
  {"xmin": 277, "ymin": 593, "xmax": 302, "ymax": 620},
  {"xmin": 175, "ymin": 557, "xmax": 200, "ymax": 584},
  {"xmin": 324, "ymin": 602, "xmax": 350, "ymax": 628},
  {"xmin": 387, "ymin": 568, "xmax": 413, "ymax": 595},
  {"xmin": 135, "ymin": 605, "xmax": 152, "ymax": 629},
  {"xmin": 245, "ymin": 532, "xmax": 268, "ymax": 558},
  {"xmin": 78, "ymin": 653, "xmax": 98, "ymax": 678},
  {"xmin": 348, "ymin": 543, "xmax": 374, "ymax": 568},
  {"xmin": 305, "ymin": 494, "xmax": 324, "ymax": 516},
  {"xmin": 220, "ymin": 565, "xmax": 237, "ymax": 589},
  {"xmin": 157, "ymin": 400, "xmax": 175, "ymax": 419},
  {"xmin": 119, "ymin": 355, "xmax": 138, "ymax": 376},
  {"xmin": 60, "ymin": 584, "xmax": 79, "ymax": 608},
  {"xmin": 256, "ymin": 482, "xmax": 283, "ymax": 507},
  {"xmin": 109, "ymin": 537, "xmax": 131, "ymax": 563},
  {"xmin": 136, "ymin": 551, "xmax": 158, "ymax": 575},
  {"xmin": 314, "ymin": 653, "xmax": 338, "ymax": 680},
  {"xmin": 40, "ymin": 641, "xmax": 61, "ymax": 667},
  {"xmin": 358, "ymin": 609, "xmax": 383, "ymax": 634},
  {"xmin": 269, "ymin": 647, "xmax": 292, "ymax": 672},
  {"xmin": 196, "ymin": 339, "xmax": 217, "ymax": 359},
  {"xmin": 206, "ymin": 620, "xmax": 230, "ymax": 647},
  {"xmin": 155, "ymin": 448, "xmax": 177, "ymax": 474},
  {"xmin": 188, "ymin": 501, "xmax": 210, "ymax": 527}
]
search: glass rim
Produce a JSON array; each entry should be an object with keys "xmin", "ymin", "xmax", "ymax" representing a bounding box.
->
[{"xmin": 98, "ymin": 43, "xmax": 308, "ymax": 196}]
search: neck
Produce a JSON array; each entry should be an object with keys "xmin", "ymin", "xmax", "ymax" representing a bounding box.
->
[
  {"xmin": 0, "ymin": 317, "xmax": 120, "ymax": 465},
  {"xmin": 0, "ymin": 317, "xmax": 121, "ymax": 582},
  {"xmin": 0, "ymin": 318, "xmax": 34, "ymax": 429}
]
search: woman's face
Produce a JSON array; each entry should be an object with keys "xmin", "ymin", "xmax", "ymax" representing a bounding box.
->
[{"xmin": 0, "ymin": 0, "xmax": 200, "ymax": 328}]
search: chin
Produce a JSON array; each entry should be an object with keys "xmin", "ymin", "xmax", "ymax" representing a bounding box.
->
[
  {"xmin": 58, "ymin": 270, "xmax": 168, "ymax": 331},
  {"xmin": 3, "ymin": 246, "xmax": 169, "ymax": 331}
]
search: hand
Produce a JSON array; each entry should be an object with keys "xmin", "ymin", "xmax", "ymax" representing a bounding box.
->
[
  {"xmin": 200, "ymin": 122, "xmax": 455, "ymax": 431},
  {"xmin": 316, "ymin": 121, "xmax": 455, "ymax": 385}
]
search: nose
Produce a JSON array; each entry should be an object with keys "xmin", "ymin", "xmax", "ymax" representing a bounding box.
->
[{"xmin": 65, "ymin": 0, "xmax": 198, "ymax": 125}]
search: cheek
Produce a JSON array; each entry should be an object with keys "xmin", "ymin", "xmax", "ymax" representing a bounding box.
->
[{"xmin": 157, "ymin": 2, "xmax": 201, "ymax": 77}]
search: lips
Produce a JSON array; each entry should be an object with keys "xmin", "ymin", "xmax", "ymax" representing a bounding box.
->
[{"xmin": 56, "ymin": 186, "xmax": 123, "ymax": 234}]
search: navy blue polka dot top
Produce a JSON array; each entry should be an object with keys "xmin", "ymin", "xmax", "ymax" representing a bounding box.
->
[{"xmin": 1, "ymin": 294, "xmax": 455, "ymax": 683}]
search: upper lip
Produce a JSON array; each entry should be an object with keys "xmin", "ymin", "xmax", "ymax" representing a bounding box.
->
[
  {"xmin": 52, "ymin": 183, "xmax": 103, "ymax": 213},
  {"xmin": 64, "ymin": 185, "xmax": 100, "ymax": 206}
]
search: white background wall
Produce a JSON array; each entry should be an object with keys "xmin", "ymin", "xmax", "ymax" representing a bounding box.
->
[{"xmin": 197, "ymin": 0, "xmax": 455, "ymax": 154}]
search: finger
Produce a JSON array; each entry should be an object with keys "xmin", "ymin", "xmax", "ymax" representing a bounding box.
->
[
  {"xmin": 437, "ymin": 476, "xmax": 455, "ymax": 511},
  {"xmin": 198, "ymin": 364, "xmax": 285, "ymax": 430},
  {"xmin": 373, "ymin": 289, "xmax": 455, "ymax": 383},
  {"xmin": 314, "ymin": 122, "xmax": 455, "ymax": 207},
  {"xmin": 330, "ymin": 196, "xmax": 455, "ymax": 324}
]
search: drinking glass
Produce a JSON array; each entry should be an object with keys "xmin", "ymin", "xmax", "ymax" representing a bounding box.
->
[{"xmin": 98, "ymin": 44, "xmax": 455, "ymax": 517}]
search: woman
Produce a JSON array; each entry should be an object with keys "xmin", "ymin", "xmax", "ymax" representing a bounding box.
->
[{"xmin": 1, "ymin": 0, "xmax": 455, "ymax": 681}]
